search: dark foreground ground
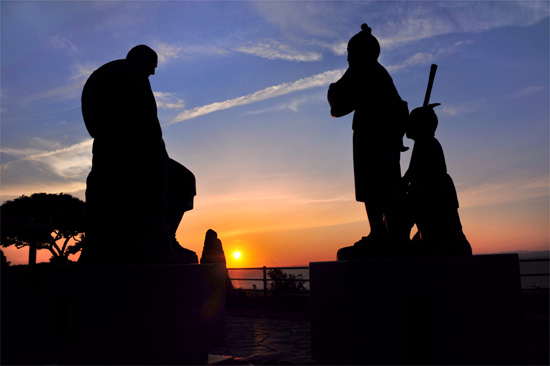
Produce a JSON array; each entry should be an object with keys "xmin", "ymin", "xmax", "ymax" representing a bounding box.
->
[
  {"xmin": 210, "ymin": 289, "xmax": 549, "ymax": 365},
  {"xmin": 210, "ymin": 291, "xmax": 314, "ymax": 365},
  {"xmin": 2, "ymin": 288, "xmax": 547, "ymax": 365}
]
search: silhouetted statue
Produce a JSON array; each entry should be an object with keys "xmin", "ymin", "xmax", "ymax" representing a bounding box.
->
[
  {"xmin": 200, "ymin": 229, "xmax": 233, "ymax": 290},
  {"xmin": 328, "ymin": 24, "xmax": 409, "ymax": 253},
  {"xmin": 200, "ymin": 229, "xmax": 226, "ymax": 264},
  {"xmin": 80, "ymin": 45, "xmax": 198, "ymax": 264},
  {"xmin": 402, "ymin": 106, "xmax": 472, "ymax": 256}
]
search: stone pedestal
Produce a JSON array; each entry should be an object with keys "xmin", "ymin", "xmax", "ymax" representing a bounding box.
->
[
  {"xmin": 310, "ymin": 254, "xmax": 523, "ymax": 365},
  {"xmin": 1, "ymin": 263, "xmax": 226, "ymax": 365}
]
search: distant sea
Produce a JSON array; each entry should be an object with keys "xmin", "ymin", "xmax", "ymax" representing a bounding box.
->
[
  {"xmin": 517, "ymin": 251, "xmax": 550, "ymax": 290},
  {"xmin": 228, "ymin": 251, "xmax": 549, "ymax": 291}
]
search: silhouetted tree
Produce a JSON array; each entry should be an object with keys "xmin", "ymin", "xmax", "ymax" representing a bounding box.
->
[
  {"xmin": 268, "ymin": 268, "xmax": 306, "ymax": 294},
  {"xmin": 1, "ymin": 193, "xmax": 86, "ymax": 263}
]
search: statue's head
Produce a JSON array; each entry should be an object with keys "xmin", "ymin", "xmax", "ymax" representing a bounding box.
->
[
  {"xmin": 347, "ymin": 23, "xmax": 380, "ymax": 66},
  {"xmin": 407, "ymin": 105, "xmax": 439, "ymax": 140},
  {"xmin": 126, "ymin": 45, "xmax": 158, "ymax": 76}
]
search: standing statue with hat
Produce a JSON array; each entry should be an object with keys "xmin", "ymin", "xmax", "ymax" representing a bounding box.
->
[{"xmin": 328, "ymin": 24, "xmax": 409, "ymax": 258}]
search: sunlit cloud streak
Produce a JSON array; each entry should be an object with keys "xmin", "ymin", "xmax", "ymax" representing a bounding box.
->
[
  {"xmin": 1, "ymin": 139, "xmax": 93, "ymax": 179},
  {"xmin": 1, "ymin": 139, "xmax": 93, "ymax": 201},
  {"xmin": 168, "ymin": 68, "xmax": 345, "ymax": 124},
  {"xmin": 236, "ymin": 40, "xmax": 322, "ymax": 62},
  {"xmin": 154, "ymin": 92, "xmax": 185, "ymax": 110},
  {"xmin": 314, "ymin": 40, "xmax": 347, "ymax": 56},
  {"xmin": 244, "ymin": 93, "xmax": 324, "ymax": 116},
  {"xmin": 378, "ymin": 3, "xmax": 548, "ymax": 48},
  {"xmin": 459, "ymin": 175, "xmax": 549, "ymax": 209},
  {"xmin": 387, "ymin": 40, "xmax": 473, "ymax": 71},
  {"xmin": 152, "ymin": 41, "xmax": 182, "ymax": 64},
  {"xmin": 71, "ymin": 64, "xmax": 96, "ymax": 81}
]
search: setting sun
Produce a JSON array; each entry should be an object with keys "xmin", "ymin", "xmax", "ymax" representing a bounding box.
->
[{"xmin": 233, "ymin": 251, "xmax": 242, "ymax": 260}]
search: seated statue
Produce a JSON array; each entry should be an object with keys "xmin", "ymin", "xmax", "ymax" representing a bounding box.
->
[
  {"xmin": 79, "ymin": 45, "xmax": 197, "ymax": 264},
  {"xmin": 402, "ymin": 105, "xmax": 472, "ymax": 256}
]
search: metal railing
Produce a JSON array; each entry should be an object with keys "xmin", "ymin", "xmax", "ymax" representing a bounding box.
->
[
  {"xmin": 519, "ymin": 258, "xmax": 549, "ymax": 291},
  {"xmin": 227, "ymin": 266, "xmax": 309, "ymax": 296},
  {"xmin": 227, "ymin": 258, "xmax": 549, "ymax": 294}
]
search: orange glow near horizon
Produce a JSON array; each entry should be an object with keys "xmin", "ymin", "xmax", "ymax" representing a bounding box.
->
[{"xmin": 2, "ymin": 189, "xmax": 548, "ymax": 267}]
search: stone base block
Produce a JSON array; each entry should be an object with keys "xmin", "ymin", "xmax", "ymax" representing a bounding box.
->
[
  {"xmin": 310, "ymin": 254, "xmax": 523, "ymax": 365},
  {"xmin": 1, "ymin": 263, "xmax": 226, "ymax": 365}
]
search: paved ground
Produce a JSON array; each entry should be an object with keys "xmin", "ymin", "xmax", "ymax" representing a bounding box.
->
[
  {"xmin": 210, "ymin": 317, "xmax": 315, "ymax": 365},
  {"xmin": 209, "ymin": 290, "xmax": 549, "ymax": 365}
]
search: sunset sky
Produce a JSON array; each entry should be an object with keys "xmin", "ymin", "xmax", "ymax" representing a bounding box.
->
[{"xmin": 1, "ymin": 1, "xmax": 548, "ymax": 267}]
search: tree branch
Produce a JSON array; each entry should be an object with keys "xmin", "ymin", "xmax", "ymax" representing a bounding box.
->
[
  {"xmin": 47, "ymin": 246, "xmax": 57, "ymax": 257},
  {"xmin": 61, "ymin": 236, "xmax": 72, "ymax": 256},
  {"xmin": 52, "ymin": 230, "xmax": 62, "ymax": 242},
  {"xmin": 51, "ymin": 240, "xmax": 62, "ymax": 257}
]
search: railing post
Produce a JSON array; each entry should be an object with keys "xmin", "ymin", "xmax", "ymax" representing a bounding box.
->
[{"xmin": 263, "ymin": 266, "xmax": 267, "ymax": 297}]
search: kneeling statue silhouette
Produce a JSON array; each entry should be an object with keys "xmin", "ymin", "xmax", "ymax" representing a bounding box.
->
[
  {"xmin": 402, "ymin": 105, "xmax": 472, "ymax": 256},
  {"xmin": 80, "ymin": 45, "xmax": 198, "ymax": 264}
]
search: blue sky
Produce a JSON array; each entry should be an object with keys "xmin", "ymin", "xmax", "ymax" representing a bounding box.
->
[{"xmin": 1, "ymin": 1, "xmax": 548, "ymax": 265}]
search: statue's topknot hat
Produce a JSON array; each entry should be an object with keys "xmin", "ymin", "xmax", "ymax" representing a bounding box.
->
[{"xmin": 347, "ymin": 23, "xmax": 380, "ymax": 62}]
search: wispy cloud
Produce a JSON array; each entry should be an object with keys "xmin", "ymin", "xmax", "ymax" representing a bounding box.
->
[
  {"xmin": 22, "ymin": 80, "xmax": 85, "ymax": 104},
  {"xmin": 315, "ymin": 40, "xmax": 347, "ymax": 56},
  {"xmin": 252, "ymin": 1, "xmax": 356, "ymax": 38},
  {"xmin": 1, "ymin": 139, "xmax": 93, "ymax": 180},
  {"xmin": 244, "ymin": 93, "xmax": 324, "ymax": 116},
  {"xmin": 378, "ymin": 16, "xmax": 458, "ymax": 51},
  {"xmin": 459, "ymin": 174, "xmax": 549, "ymax": 209},
  {"xmin": 20, "ymin": 63, "xmax": 95, "ymax": 104},
  {"xmin": 508, "ymin": 85, "xmax": 548, "ymax": 100},
  {"xmin": 168, "ymin": 68, "xmax": 345, "ymax": 124},
  {"xmin": 149, "ymin": 41, "xmax": 228, "ymax": 63},
  {"xmin": 1, "ymin": 139, "xmax": 92, "ymax": 202},
  {"xmin": 438, "ymin": 104, "xmax": 477, "ymax": 117},
  {"xmin": 0, "ymin": 181, "xmax": 87, "ymax": 204},
  {"xmin": 152, "ymin": 42, "xmax": 182, "ymax": 64},
  {"xmin": 236, "ymin": 40, "xmax": 322, "ymax": 62},
  {"xmin": 49, "ymin": 34, "xmax": 78, "ymax": 53},
  {"xmin": 154, "ymin": 92, "xmax": 185, "ymax": 110},
  {"xmin": 378, "ymin": 2, "xmax": 548, "ymax": 49},
  {"xmin": 387, "ymin": 40, "xmax": 473, "ymax": 71},
  {"xmin": 71, "ymin": 63, "xmax": 97, "ymax": 81}
]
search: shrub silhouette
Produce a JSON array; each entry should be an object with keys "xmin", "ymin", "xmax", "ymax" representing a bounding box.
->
[{"xmin": 268, "ymin": 268, "xmax": 306, "ymax": 294}]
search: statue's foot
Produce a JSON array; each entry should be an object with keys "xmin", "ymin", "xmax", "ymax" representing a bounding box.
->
[
  {"xmin": 337, "ymin": 235, "xmax": 385, "ymax": 260},
  {"xmin": 336, "ymin": 245, "xmax": 357, "ymax": 261}
]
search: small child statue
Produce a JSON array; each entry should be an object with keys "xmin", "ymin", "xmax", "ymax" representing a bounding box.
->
[{"xmin": 402, "ymin": 105, "xmax": 472, "ymax": 256}]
